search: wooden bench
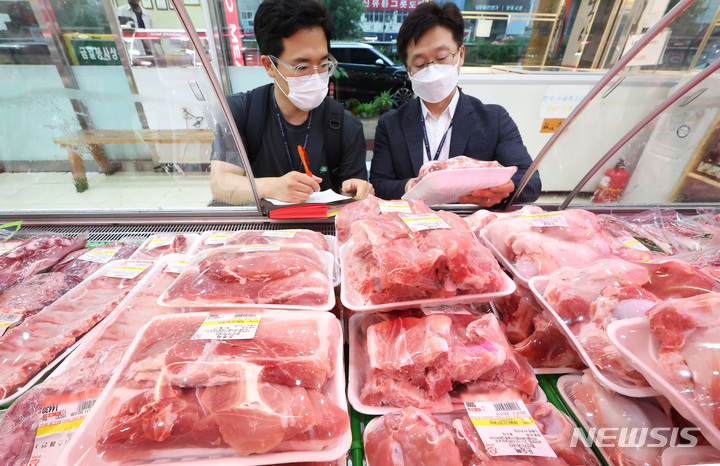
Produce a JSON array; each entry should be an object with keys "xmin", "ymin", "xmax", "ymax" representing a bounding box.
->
[{"xmin": 54, "ymin": 129, "xmax": 215, "ymax": 192}]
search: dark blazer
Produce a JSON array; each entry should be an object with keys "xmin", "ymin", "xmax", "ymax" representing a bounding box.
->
[{"xmin": 370, "ymin": 90, "xmax": 541, "ymax": 203}]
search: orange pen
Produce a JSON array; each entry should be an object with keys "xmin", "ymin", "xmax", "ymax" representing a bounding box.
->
[{"xmin": 297, "ymin": 145, "xmax": 313, "ymax": 177}]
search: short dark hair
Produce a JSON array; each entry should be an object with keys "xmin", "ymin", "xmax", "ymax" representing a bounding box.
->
[
  {"xmin": 397, "ymin": 2, "xmax": 464, "ymax": 67},
  {"xmin": 254, "ymin": 0, "xmax": 334, "ymax": 57}
]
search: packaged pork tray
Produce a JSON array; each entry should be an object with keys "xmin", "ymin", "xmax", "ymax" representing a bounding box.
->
[
  {"xmin": 336, "ymin": 195, "xmax": 514, "ymax": 311},
  {"xmin": 158, "ymin": 244, "xmax": 335, "ymax": 310},
  {"xmin": 60, "ymin": 310, "xmax": 350, "ymax": 466},
  {"xmin": 348, "ymin": 309, "xmax": 542, "ymax": 414}
]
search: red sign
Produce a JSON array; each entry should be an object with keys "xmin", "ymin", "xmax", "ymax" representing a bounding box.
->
[
  {"xmin": 363, "ymin": 0, "xmax": 418, "ymax": 11},
  {"xmin": 223, "ymin": 0, "xmax": 244, "ymax": 66}
]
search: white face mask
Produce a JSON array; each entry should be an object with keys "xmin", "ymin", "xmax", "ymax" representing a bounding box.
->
[
  {"xmin": 274, "ymin": 69, "xmax": 329, "ymax": 112},
  {"xmin": 409, "ymin": 61, "xmax": 459, "ymax": 104}
]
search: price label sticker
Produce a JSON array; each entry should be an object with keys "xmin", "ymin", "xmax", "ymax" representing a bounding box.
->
[
  {"xmin": 399, "ymin": 213, "xmax": 451, "ymax": 232},
  {"xmin": 464, "ymin": 400, "xmax": 556, "ymax": 457},
  {"xmin": 104, "ymin": 261, "xmax": 152, "ymax": 279},
  {"xmin": 0, "ymin": 240, "xmax": 23, "ymax": 255},
  {"xmin": 616, "ymin": 235, "xmax": 651, "ymax": 252},
  {"xmin": 204, "ymin": 232, "xmax": 232, "ymax": 245},
  {"xmin": 422, "ymin": 305, "xmax": 472, "ymax": 315},
  {"xmin": 520, "ymin": 212, "xmax": 569, "ymax": 228},
  {"xmin": 0, "ymin": 308, "xmax": 25, "ymax": 336},
  {"xmin": 192, "ymin": 313, "xmax": 262, "ymax": 340},
  {"xmin": 146, "ymin": 235, "xmax": 175, "ymax": 250},
  {"xmin": 262, "ymin": 230, "xmax": 298, "ymax": 238},
  {"xmin": 379, "ymin": 201, "xmax": 412, "ymax": 213},
  {"xmin": 240, "ymin": 245, "xmax": 281, "ymax": 252},
  {"xmin": 166, "ymin": 259, "xmax": 189, "ymax": 274},
  {"xmin": 77, "ymin": 246, "xmax": 122, "ymax": 264},
  {"xmin": 29, "ymin": 389, "xmax": 103, "ymax": 466}
]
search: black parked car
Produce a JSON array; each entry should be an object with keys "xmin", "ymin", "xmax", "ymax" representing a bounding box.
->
[{"xmin": 330, "ymin": 42, "xmax": 413, "ymax": 105}]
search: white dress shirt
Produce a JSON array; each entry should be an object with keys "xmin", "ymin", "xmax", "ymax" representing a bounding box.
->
[
  {"xmin": 419, "ymin": 89, "xmax": 460, "ymax": 163},
  {"xmin": 117, "ymin": 3, "xmax": 154, "ymax": 29}
]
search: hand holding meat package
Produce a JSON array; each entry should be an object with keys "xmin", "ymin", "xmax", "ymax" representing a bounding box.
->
[
  {"xmin": 160, "ymin": 244, "xmax": 333, "ymax": 309},
  {"xmin": 336, "ymin": 196, "xmax": 508, "ymax": 307},
  {"xmin": 406, "ymin": 157, "xmax": 502, "ymax": 191},
  {"xmin": 482, "ymin": 207, "xmax": 654, "ymax": 281},
  {"xmin": 72, "ymin": 311, "xmax": 349, "ymax": 465},
  {"xmin": 349, "ymin": 310, "xmax": 538, "ymax": 413},
  {"xmin": 537, "ymin": 258, "xmax": 719, "ymax": 389},
  {"xmin": 363, "ymin": 405, "xmax": 599, "ymax": 465}
]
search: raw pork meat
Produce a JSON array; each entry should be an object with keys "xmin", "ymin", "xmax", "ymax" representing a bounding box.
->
[
  {"xmin": 364, "ymin": 405, "xmax": 599, "ymax": 465},
  {"xmin": 0, "ymin": 235, "xmax": 86, "ymax": 291},
  {"xmin": 564, "ymin": 371, "xmax": 674, "ymax": 466},
  {"xmin": 648, "ymin": 293, "xmax": 720, "ymax": 430},
  {"xmin": 464, "ymin": 210, "xmax": 498, "ymax": 237},
  {"xmin": 131, "ymin": 234, "xmax": 194, "ymax": 259},
  {"xmin": 483, "ymin": 207, "xmax": 652, "ymax": 279},
  {"xmin": 162, "ymin": 245, "xmax": 330, "ymax": 307},
  {"xmin": 95, "ymin": 312, "xmax": 347, "ymax": 462},
  {"xmin": 0, "ymin": 272, "xmax": 81, "ymax": 327},
  {"xmin": 50, "ymin": 242, "xmax": 138, "ymax": 279},
  {"xmin": 337, "ymin": 196, "xmax": 505, "ymax": 304},
  {"xmin": 355, "ymin": 311, "xmax": 537, "ymax": 410},
  {"xmin": 407, "ymin": 156, "xmax": 502, "ymax": 190},
  {"xmin": 226, "ymin": 229, "xmax": 329, "ymax": 251},
  {"xmin": 0, "ymin": 260, "xmax": 151, "ymax": 400}
]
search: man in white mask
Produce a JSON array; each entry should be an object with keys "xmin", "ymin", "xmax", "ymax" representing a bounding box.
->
[
  {"xmin": 210, "ymin": 0, "xmax": 373, "ymax": 204},
  {"xmin": 370, "ymin": 2, "xmax": 540, "ymax": 207}
]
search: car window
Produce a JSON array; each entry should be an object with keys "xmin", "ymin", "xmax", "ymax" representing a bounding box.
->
[
  {"xmin": 331, "ymin": 47, "xmax": 348, "ymax": 63},
  {"xmin": 348, "ymin": 48, "xmax": 382, "ymax": 65}
]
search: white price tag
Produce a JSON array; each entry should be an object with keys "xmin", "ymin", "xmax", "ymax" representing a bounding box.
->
[
  {"xmin": 616, "ymin": 235, "xmax": 651, "ymax": 252},
  {"xmin": 240, "ymin": 245, "xmax": 281, "ymax": 252},
  {"xmin": 77, "ymin": 246, "xmax": 122, "ymax": 264},
  {"xmin": 0, "ymin": 308, "xmax": 25, "ymax": 336},
  {"xmin": 399, "ymin": 213, "xmax": 451, "ymax": 232},
  {"xmin": 379, "ymin": 201, "xmax": 412, "ymax": 213},
  {"xmin": 0, "ymin": 240, "xmax": 23, "ymax": 255},
  {"xmin": 262, "ymin": 230, "xmax": 298, "ymax": 238},
  {"xmin": 520, "ymin": 212, "xmax": 570, "ymax": 228},
  {"xmin": 464, "ymin": 400, "xmax": 556, "ymax": 458},
  {"xmin": 146, "ymin": 235, "xmax": 175, "ymax": 250},
  {"xmin": 422, "ymin": 305, "xmax": 472, "ymax": 315},
  {"xmin": 29, "ymin": 389, "xmax": 102, "ymax": 466},
  {"xmin": 192, "ymin": 313, "xmax": 262, "ymax": 340},
  {"xmin": 166, "ymin": 259, "xmax": 189, "ymax": 274},
  {"xmin": 104, "ymin": 261, "xmax": 152, "ymax": 279},
  {"xmin": 204, "ymin": 232, "xmax": 232, "ymax": 245}
]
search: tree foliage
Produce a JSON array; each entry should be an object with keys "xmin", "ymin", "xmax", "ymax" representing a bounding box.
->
[{"xmin": 320, "ymin": 0, "xmax": 365, "ymax": 40}]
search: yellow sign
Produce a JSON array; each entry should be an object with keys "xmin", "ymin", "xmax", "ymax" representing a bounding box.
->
[{"xmin": 541, "ymin": 118, "xmax": 565, "ymax": 133}]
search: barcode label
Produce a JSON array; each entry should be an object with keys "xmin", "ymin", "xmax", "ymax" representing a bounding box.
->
[
  {"xmin": 146, "ymin": 235, "xmax": 175, "ymax": 250},
  {"xmin": 104, "ymin": 261, "xmax": 152, "ymax": 279},
  {"xmin": 166, "ymin": 260, "xmax": 189, "ymax": 274},
  {"xmin": 262, "ymin": 230, "xmax": 298, "ymax": 238},
  {"xmin": 204, "ymin": 232, "xmax": 232, "ymax": 245},
  {"xmin": 78, "ymin": 246, "xmax": 121, "ymax": 264},
  {"xmin": 78, "ymin": 399, "xmax": 96, "ymax": 412},
  {"xmin": 379, "ymin": 201, "xmax": 412, "ymax": 213},
  {"xmin": 399, "ymin": 213, "xmax": 451, "ymax": 232},
  {"xmin": 0, "ymin": 308, "xmax": 25, "ymax": 336},
  {"xmin": 521, "ymin": 212, "xmax": 569, "ymax": 228},
  {"xmin": 192, "ymin": 312, "xmax": 262, "ymax": 340},
  {"xmin": 464, "ymin": 400, "xmax": 556, "ymax": 458}
]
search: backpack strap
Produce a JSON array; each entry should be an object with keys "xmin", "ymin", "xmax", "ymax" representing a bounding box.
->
[
  {"xmin": 324, "ymin": 97, "xmax": 344, "ymax": 191},
  {"xmin": 243, "ymin": 83, "xmax": 273, "ymax": 165}
]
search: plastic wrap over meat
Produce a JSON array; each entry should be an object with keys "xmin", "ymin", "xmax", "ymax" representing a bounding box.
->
[
  {"xmin": 50, "ymin": 242, "xmax": 138, "ymax": 280},
  {"xmin": 93, "ymin": 311, "xmax": 348, "ymax": 463},
  {"xmin": 227, "ymin": 229, "xmax": 330, "ymax": 251},
  {"xmin": 364, "ymin": 405, "xmax": 599, "ymax": 465},
  {"xmin": 464, "ymin": 210, "xmax": 498, "ymax": 238},
  {"xmin": 352, "ymin": 311, "xmax": 538, "ymax": 411},
  {"xmin": 649, "ymin": 293, "xmax": 720, "ymax": 433},
  {"xmin": 161, "ymin": 245, "xmax": 332, "ymax": 308},
  {"xmin": 559, "ymin": 371, "xmax": 675, "ymax": 466},
  {"xmin": 626, "ymin": 209, "xmax": 720, "ymax": 255},
  {"xmin": 0, "ymin": 235, "xmax": 86, "ymax": 291},
  {"xmin": 598, "ymin": 214, "xmax": 674, "ymax": 257},
  {"xmin": 336, "ymin": 196, "xmax": 506, "ymax": 305},
  {"xmin": 130, "ymin": 234, "xmax": 198, "ymax": 260},
  {"xmin": 0, "ymin": 259, "xmax": 151, "ymax": 402},
  {"xmin": 406, "ymin": 157, "xmax": 502, "ymax": 191},
  {"xmin": 495, "ymin": 282, "xmax": 584, "ymax": 370},
  {"xmin": 483, "ymin": 207, "xmax": 653, "ymax": 280},
  {"xmin": 0, "ymin": 272, "xmax": 81, "ymax": 329}
]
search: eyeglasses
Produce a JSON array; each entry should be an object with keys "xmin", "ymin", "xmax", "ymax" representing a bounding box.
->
[
  {"xmin": 269, "ymin": 55, "xmax": 338, "ymax": 79},
  {"xmin": 408, "ymin": 49, "xmax": 460, "ymax": 76}
]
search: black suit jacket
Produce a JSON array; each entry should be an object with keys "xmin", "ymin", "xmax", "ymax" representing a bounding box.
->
[{"xmin": 369, "ymin": 90, "xmax": 541, "ymax": 203}]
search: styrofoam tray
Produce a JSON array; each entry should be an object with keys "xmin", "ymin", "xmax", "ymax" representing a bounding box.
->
[
  {"xmin": 488, "ymin": 302, "xmax": 580, "ymax": 375},
  {"xmin": 59, "ymin": 311, "xmax": 351, "ymax": 466},
  {"xmin": 607, "ymin": 316, "xmax": 720, "ymax": 451},
  {"xmin": 0, "ymin": 259, "xmax": 154, "ymax": 407},
  {"xmin": 340, "ymin": 263, "xmax": 515, "ymax": 312},
  {"xmin": 662, "ymin": 446, "xmax": 720, "ymax": 465},
  {"xmin": 130, "ymin": 233, "xmax": 201, "ymax": 260},
  {"xmin": 481, "ymin": 229, "xmax": 532, "ymax": 287},
  {"xmin": 529, "ymin": 276, "xmax": 659, "ymax": 397},
  {"xmin": 348, "ymin": 312, "xmax": 545, "ymax": 415},
  {"xmin": 158, "ymin": 246, "xmax": 336, "ymax": 311},
  {"xmin": 402, "ymin": 166, "xmax": 517, "ymax": 205}
]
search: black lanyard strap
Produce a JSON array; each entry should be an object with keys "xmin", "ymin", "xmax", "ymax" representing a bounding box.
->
[
  {"xmin": 421, "ymin": 114, "xmax": 454, "ymax": 162},
  {"xmin": 272, "ymin": 93, "xmax": 313, "ymax": 172}
]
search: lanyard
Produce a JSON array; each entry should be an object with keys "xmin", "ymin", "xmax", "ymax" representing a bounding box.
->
[
  {"xmin": 421, "ymin": 115, "xmax": 454, "ymax": 162},
  {"xmin": 272, "ymin": 94, "xmax": 313, "ymax": 172}
]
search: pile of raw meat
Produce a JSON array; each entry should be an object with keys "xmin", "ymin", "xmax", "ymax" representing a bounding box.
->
[
  {"xmin": 363, "ymin": 405, "xmax": 599, "ymax": 465},
  {"xmin": 162, "ymin": 244, "xmax": 331, "ymax": 307},
  {"xmin": 95, "ymin": 312, "xmax": 348, "ymax": 462},
  {"xmin": 337, "ymin": 196, "xmax": 506, "ymax": 304},
  {"xmin": 197, "ymin": 229, "xmax": 330, "ymax": 252},
  {"xmin": 352, "ymin": 311, "xmax": 538, "ymax": 411},
  {"xmin": 406, "ymin": 156, "xmax": 503, "ymax": 191}
]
